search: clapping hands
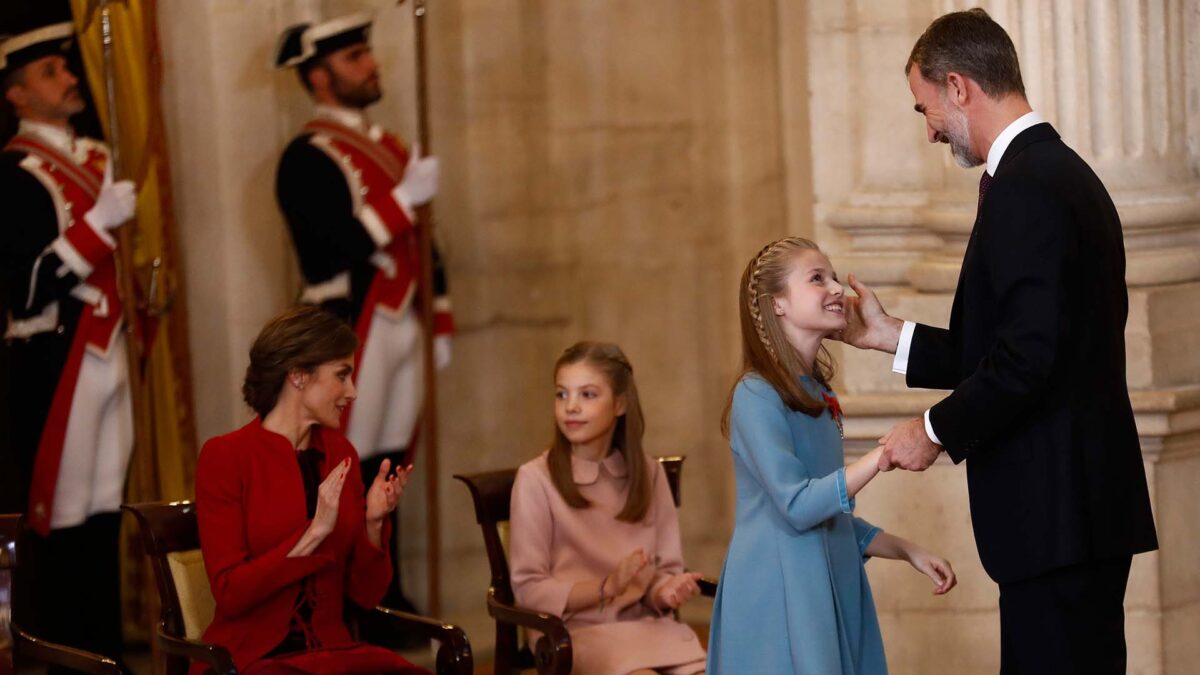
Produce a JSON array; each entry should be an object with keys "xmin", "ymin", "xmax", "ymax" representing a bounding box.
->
[
  {"xmin": 366, "ymin": 458, "xmax": 413, "ymax": 523},
  {"xmin": 607, "ymin": 548, "xmax": 650, "ymax": 598},
  {"xmin": 654, "ymin": 571, "xmax": 704, "ymax": 610},
  {"xmin": 312, "ymin": 457, "xmax": 351, "ymax": 538}
]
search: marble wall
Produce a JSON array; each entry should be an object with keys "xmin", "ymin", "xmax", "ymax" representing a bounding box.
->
[{"xmin": 157, "ymin": 0, "xmax": 1199, "ymax": 672}]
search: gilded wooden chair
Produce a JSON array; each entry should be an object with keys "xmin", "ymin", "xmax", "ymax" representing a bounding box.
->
[
  {"xmin": 123, "ymin": 501, "xmax": 473, "ymax": 675},
  {"xmin": 453, "ymin": 456, "xmax": 716, "ymax": 675},
  {"xmin": 0, "ymin": 514, "xmax": 122, "ymax": 674}
]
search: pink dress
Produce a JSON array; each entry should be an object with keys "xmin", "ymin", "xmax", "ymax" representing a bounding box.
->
[{"xmin": 510, "ymin": 451, "xmax": 707, "ymax": 675}]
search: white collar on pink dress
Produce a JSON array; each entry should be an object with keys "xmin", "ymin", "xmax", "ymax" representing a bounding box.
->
[{"xmin": 571, "ymin": 450, "xmax": 629, "ymax": 484}]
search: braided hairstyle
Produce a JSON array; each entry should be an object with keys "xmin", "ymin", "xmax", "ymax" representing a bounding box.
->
[
  {"xmin": 721, "ymin": 237, "xmax": 836, "ymax": 436},
  {"xmin": 546, "ymin": 341, "xmax": 652, "ymax": 523}
]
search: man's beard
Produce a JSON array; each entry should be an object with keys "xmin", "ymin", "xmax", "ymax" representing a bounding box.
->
[
  {"xmin": 941, "ymin": 105, "xmax": 982, "ymax": 169},
  {"xmin": 61, "ymin": 88, "xmax": 85, "ymax": 116},
  {"xmin": 332, "ymin": 76, "xmax": 382, "ymax": 109}
]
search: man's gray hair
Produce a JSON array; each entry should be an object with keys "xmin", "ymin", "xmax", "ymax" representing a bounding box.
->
[{"xmin": 906, "ymin": 8, "xmax": 1026, "ymax": 99}]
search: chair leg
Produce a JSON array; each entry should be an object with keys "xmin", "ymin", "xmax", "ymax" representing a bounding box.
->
[{"xmin": 494, "ymin": 622, "xmax": 517, "ymax": 674}]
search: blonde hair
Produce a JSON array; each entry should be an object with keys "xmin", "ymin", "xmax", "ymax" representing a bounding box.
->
[
  {"xmin": 722, "ymin": 237, "xmax": 835, "ymax": 435},
  {"xmin": 547, "ymin": 341, "xmax": 652, "ymax": 523}
]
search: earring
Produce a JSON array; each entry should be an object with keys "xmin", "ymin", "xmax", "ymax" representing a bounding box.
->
[{"xmin": 293, "ymin": 378, "xmax": 303, "ymax": 390}]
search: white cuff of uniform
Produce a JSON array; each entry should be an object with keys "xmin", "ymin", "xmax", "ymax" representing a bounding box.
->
[
  {"xmin": 891, "ymin": 320, "xmax": 916, "ymax": 374},
  {"xmin": 923, "ymin": 409, "xmax": 943, "ymax": 446},
  {"xmin": 49, "ymin": 236, "xmax": 94, "ymax": 280}
]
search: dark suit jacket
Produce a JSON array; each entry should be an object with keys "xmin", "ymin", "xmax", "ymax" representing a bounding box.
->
[{"xmin": 907, "ymin": 123, "xmax": 1158, "ymax": 584}]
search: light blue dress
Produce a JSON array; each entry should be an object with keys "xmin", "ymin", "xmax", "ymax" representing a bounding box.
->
[{"xmin": 708, "ymin": 375, "xmax": 887, "ymax": 674}]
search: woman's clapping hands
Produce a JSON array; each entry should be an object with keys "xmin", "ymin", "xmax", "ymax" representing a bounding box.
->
[
  {"xmin": 313, "ymin": 457, "xmax": 351, "ymax": 537},
  {"xmin": 366, "ymin": 458, "xmax": 412, "ymax": 524}
]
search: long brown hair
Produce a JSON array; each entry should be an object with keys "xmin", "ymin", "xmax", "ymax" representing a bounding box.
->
[
  {"xmin": 721, "ymin": 237, "xmax": 835, "ymax": 436},
  {"xmin": 547, "ymin": 341, "xmax": 651, "ymax": 523}
]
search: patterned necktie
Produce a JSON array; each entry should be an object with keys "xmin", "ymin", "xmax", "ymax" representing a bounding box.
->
[{"xmin": 978, "ymin": 170, "xmax": 993, "ymax": 210}]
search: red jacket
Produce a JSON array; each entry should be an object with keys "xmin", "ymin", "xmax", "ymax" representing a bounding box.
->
[{"xmin": 194, "ymin": 419, "xmax": 392, "ymax": 672}]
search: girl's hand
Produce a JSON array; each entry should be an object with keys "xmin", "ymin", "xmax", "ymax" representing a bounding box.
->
[
  {"xmin": 907, "ymin": 547, "xmax": 957, "ymax": 595},
  {"xmin": 366, "ymin": 459, "xmax": 412, "ymax": 524},
  {"xmin": 608, "ymin": 548, "xmax": 649, "ymax": 596},
  {"xmin": 654, "ymin": 572, "xmax": 703, "ymax": 610},
  {"xmin": 313, "ymin": 457, "xmax": 351, "ymax": 538}
]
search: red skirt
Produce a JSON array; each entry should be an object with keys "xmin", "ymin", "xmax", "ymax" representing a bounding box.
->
[{"xmin": 242, "ymin": 643, "xmax": 429, "ymax": 674}]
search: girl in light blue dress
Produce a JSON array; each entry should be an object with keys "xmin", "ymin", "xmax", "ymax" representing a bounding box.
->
[{"xmin": 707, "ymin": 237, "xmax": 957, "ymax": 674}]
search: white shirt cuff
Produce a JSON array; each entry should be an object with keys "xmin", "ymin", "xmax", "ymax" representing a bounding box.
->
[
  {"xmin": 891, "ymin": 321, "xmax": 917, "ymax": 374},
  {"xmin": 923, "ymin": 409, "xmax": 942, "ymax": 446}
]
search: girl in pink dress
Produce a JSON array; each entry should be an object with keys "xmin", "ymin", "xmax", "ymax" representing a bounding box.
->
[{"xmin": 510, "ymin": 342, "xmax": 708, "ymax": 674}]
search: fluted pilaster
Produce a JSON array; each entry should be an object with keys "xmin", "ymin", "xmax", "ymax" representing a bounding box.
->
[{"xmin": 908, "ymin": 0, "xmax": 1200, "ymax": 290}]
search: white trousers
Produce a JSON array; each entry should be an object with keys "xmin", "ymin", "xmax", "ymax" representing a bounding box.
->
[
  {"xmin": 346, "ymin": 307, "xmax": 424, "ymax": 459},
  {"xmin": 51, "ymin": 332, "xmax": 133, "ymax": 529}
]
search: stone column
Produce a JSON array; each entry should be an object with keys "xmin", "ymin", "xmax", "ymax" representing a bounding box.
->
[
  {"xmin": 799, "ymin": 1, "xmax": 1200, "ymax": 673},
  {"xmin": 909, "ymin": 0, "xmax": 1200, "ymax": 292}
]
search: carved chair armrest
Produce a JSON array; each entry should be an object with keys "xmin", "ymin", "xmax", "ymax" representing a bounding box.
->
[
  {"xmin": 372, "ymin": 606, "xmax": 473, "ymax": 675},
  {"xmin": 12, "ymin": 624, "xmax": 122, "ymax": 674},
  {"xmin": 486, "ymin": 589, "xmax": 572, "ymax": 675},
  {"xmin": 157, "ymin": 627, "xmax": 237, "ymax": 675}
]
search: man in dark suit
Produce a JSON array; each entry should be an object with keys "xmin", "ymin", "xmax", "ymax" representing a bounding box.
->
[{"xmin": 841, "ymin": 9, "xmax": 1158, "ymax": 673}]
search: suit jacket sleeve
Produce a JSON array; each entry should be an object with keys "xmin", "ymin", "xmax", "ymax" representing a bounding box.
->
[
  {"xmin": 927, "ymin": 178, "xmax": 1071, "ymax": 461},
  {"xmin": 906, "ymin": 324, "xmax": 962, "ymax": 390},
  {"xmin": 196, "ymin": 438, "xmax": 334, "ymax": 620}
]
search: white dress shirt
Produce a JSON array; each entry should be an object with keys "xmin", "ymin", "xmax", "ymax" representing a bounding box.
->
[{"xmin": 892, "ymin": 110, "xmax": 1046, "ymax": 445}]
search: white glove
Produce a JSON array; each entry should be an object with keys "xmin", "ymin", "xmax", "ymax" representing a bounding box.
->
[
  {"xmin": 390, "ymin": 143, "xmax": 439, "ymax": 213},
  {"xmin": 434, "ymin": 335, "xmax": 452, "ymax": 371},
  {"xmin": 85, "ymin": 160, "xmax": 137, "ymax": 231}
]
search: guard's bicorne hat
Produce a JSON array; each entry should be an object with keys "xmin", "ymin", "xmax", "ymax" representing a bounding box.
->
[
  {"xmin": 0, "ymin": 21, "xmax": 74, "ymax": 77},
  {"xmin": 274, "ymin": 12, "xmax": 373, "ymax": 70}
]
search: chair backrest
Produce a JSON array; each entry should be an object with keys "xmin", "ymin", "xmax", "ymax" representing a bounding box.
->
[
  {"xmin": 0, "ymin": 515, "xmax": 18, "ymax": 673},
  {"xmin": 122, "ymin": 502, "xmax": 216, "ymax": 643},
  {"xmin": 452, "ymin": 455, "xmax": 686, "ymax": 608}
]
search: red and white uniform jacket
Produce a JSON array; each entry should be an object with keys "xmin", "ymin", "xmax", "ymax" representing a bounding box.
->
[
  {"xmin": 274, "ymin": 106, "xmax": 453, "ymax": 345},
  {"xmin": 0, "ymin": 121, "xmax": 128, "ymax": 534}
]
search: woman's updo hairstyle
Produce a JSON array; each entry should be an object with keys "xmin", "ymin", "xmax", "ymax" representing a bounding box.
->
[{"xmin": 242, "ymin": 306, "xmax": 359, "ymax": 417}]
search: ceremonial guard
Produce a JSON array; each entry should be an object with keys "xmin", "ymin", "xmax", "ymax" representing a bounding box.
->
[
  {"xmin": 273, "ymin": 13, "xmax": 453, "ymax": 640},
  {"xmin": 0, "ymin": 11, "xmax": 137, "ymax": 667}
]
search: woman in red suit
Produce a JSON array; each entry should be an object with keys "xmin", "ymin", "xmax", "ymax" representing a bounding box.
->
[{"xmin": 194, "ymin": 306, "xmax": 428, "ymax": 674}]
